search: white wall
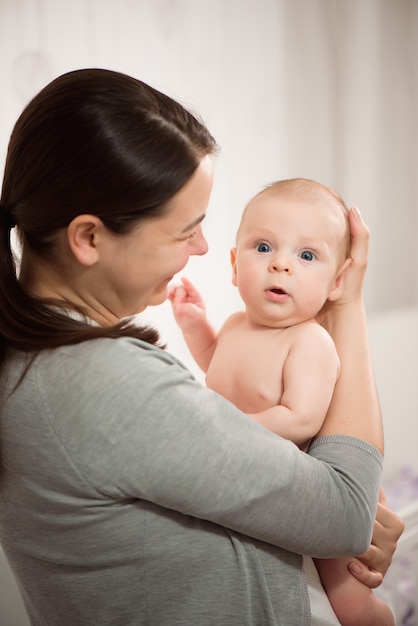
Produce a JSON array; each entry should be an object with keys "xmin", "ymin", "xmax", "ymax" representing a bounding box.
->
[
  {"xmin": 1, "ymin": 0, "xmax": 417, "ymax": 380},
  {"xmin": 0, "ymin": 4, "xmax": 416, "ymax": 391},
  {"xmin": 0, "ymin": 0, "xmax": 287, "ymax": 379}
]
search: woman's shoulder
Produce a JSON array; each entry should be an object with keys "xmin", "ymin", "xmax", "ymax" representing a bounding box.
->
[
  {"xmin": 41, "ymin": 336, "xmax": 185, "ymax": 371},
  {"xmin": 23, "ymin": 337, "xmax": 194, "ymax": 404},
  {"xmin": 15, "ymin": 337, "xmax": 198, "ymax": 451}
]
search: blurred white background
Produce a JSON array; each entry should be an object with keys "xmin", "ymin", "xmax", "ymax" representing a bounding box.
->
[
  {"xmin": 1, "ymin": 0, "xmax": 417, "ymax": 378},
  {"xmin": 1, "ymin": 2, "xmax": 418, "ymax": 623}
]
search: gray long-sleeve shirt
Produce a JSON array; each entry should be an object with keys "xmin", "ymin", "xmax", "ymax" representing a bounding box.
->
[{"xmin": 0, "ymin": 337, "xmax": 382, "ymax": 625}]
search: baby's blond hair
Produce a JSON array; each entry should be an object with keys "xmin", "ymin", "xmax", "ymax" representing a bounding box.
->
[{"xmin": 238, "ymin": 177, "xmax": 351, "ymax": 259}]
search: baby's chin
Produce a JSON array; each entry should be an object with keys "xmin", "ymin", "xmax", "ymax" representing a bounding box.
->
[{"xmin": 246, "ymin": 309, "xmax": 318, "ymax": 330}]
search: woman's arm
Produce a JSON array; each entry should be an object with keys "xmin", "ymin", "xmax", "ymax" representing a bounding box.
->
[
  {"xmin": 349, "ymin": 488, "xmax": 404, "ymax": 586},
  {"xmin": 50, "ymin": 334, "xmax": 381, "ymax": 556},
  {"xmin": 316, "ymin": 207, "xmax": 383, "ymax": 452},
  {"xmin": 43, "ymin": 208, "xmax": 382, "ymax": 556}
]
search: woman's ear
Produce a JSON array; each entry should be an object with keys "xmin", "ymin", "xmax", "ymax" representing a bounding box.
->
[
  {"xmin": 67, "ymin": 215, "xmax": 103, "ymax": 266},
  {"xmin": 230, "ymin": 248, "xmax": 238, "ymax": 286},
  {"xmin": 328, "ymin": 258, "xmax": 352, "ymax": 301}
]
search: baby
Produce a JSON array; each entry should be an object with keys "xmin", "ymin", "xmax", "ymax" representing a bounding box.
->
[{"xmin": 170, "ymin": 178, "xmax": 394, "ymax": 625}]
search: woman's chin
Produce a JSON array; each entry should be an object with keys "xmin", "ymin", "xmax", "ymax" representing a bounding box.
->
[{"xmin": 145, "ymin": 289, "xmax": 169, "ymax": 308}]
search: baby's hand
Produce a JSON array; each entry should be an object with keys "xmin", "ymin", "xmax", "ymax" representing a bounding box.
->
[{"xmin": 168, "ymin": 277, "xmax": 208, "ymax": 333}]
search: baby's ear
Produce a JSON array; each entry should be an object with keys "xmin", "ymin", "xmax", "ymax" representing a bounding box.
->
[
  {"xmin": 328, "ymin": 258, "xmax": 352, "ymax": 301},
  {"xmin": 230, "ymin": 248, "xmax": 238, "ymax": 286}
]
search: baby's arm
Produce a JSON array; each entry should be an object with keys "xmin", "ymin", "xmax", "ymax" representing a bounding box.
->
[
  {"xmin": 168, "ymin": 277, "xmax": 218, "ymax": 372},
  {"xmin": 249, "ymin": 323, "xmax": 339, "ymax": 447}
]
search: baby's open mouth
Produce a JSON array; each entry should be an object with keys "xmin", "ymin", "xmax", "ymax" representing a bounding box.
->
[{"xmin": 269, "ymin": 287, "xmax": 287, "ymax": 295}]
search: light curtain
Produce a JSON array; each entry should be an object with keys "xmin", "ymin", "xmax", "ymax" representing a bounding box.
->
[{"xmin": 0, "ymin": 0, "xmax": 416, "ymax": 371}]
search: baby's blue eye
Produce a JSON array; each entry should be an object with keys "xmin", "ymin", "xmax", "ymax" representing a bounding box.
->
[
  {"xmin": 256, "ymin": 242, "xmax": 271, "ymax": 253},
  {"xmin": 299, "ymin": 250, "xmax": 315, "ymax": 261}
]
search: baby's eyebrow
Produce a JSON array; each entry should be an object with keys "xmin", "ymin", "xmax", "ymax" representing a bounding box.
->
[{"xmin": 180, "ymin": 214, "xmax": 206, "ymax": 234}]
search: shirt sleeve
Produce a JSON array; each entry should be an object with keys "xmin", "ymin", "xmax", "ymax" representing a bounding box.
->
[{"xmin": 38, "ymin": 337, "xmax": 383, "ymax": 558}]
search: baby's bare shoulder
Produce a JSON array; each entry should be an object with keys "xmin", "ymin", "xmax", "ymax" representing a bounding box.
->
[
  {"xmin": 218, "ymin": 311, "xmax": 247, "ymax": 332},
  {"xmin": 289, "ymin": 320, "xmax": 336, "ymax": 349}
]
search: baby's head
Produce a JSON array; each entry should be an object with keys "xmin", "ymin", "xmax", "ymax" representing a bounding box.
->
[
  {"xmin": 231, "ymin": 178, "xmax": 352, "ymax": 327},
  {"xmin": 238, "ymin": 178, "xmax": 350, "ymax": 264}
]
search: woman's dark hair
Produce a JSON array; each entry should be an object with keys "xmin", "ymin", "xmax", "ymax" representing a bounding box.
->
[{"xmin": 0, "ymin": 68, "xmax": 217, "ymax": 359}]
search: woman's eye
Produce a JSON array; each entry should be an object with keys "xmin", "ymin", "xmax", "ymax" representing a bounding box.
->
[
  {"xmin": 299, "ymin": 250, "xmax": 315, "ymax": 261},
  {"xmin": 256, "ymin": 242, "xmax": 271, "ymax": 253},
  {"xmin": 186, "ymin": 231, "xmax": 196, "ymax": 240}
]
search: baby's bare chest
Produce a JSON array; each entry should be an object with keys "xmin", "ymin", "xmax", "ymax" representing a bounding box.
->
[{"xmin": 206, "ymin": 326, "xmax": 294, "ymax": 412}]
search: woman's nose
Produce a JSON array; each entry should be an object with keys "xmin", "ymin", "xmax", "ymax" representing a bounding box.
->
[{"xmin": 191, "ymin": 230, "xmax": 208, "ymax": 256}]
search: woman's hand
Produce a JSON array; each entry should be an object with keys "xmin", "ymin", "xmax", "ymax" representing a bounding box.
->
[
  {"xmin": 348, "ymin": 489, "xmax": 405, "ymax": 588},
  {"xmin": 339, "ymin": 206, "xmax": 370, "ymax": 304},
  {"xmin": 319, "ymin": 206, "xmax": 370, "ymax": 327}
]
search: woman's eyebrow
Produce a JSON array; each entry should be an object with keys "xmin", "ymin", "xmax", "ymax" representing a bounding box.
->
[{"xmin": 180, "ymin": 214, "xmax": 206, "ymax": 234}]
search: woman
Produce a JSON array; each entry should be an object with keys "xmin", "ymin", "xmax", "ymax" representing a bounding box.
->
[{"xmin": 0, "ymin": 68, "xmax": 402, "ymax": 625}]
